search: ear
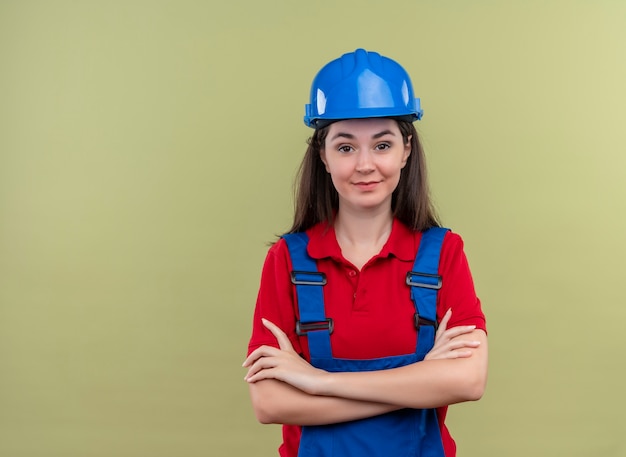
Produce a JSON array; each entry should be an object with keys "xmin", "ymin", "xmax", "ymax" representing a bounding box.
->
[{"xmin": 401, "ymin": 135, "xmax": 412, "ymax": 168}]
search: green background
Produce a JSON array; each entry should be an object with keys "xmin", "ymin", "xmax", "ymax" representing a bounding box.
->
[{"xmin": 1, "ymin": 1, "xmax": 625, "ymax": 456}]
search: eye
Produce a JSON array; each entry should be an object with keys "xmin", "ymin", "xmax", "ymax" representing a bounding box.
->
[
  {"xmin": 337, "ymin": 145, "xmax": 354, "ymax": 153},
  {"xmin": 375, "ymin": 142, "xmax": 391, "ymax": 151}
]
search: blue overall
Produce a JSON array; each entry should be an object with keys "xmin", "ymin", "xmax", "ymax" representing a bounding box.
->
[{"xmin": 282, "ymin": 227, "xmax": 449, "ymax": 457}]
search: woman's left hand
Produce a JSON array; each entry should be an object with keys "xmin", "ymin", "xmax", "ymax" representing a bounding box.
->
[
  {"xmin": 243, "ymin": 318, "xmax": 328, "ymax": 395},
  {"xmin": 424, "ymin": 309, "xmax": 481, "ymax": 361}
]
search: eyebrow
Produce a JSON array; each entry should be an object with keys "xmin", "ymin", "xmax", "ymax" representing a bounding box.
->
[{"xmin": 330, "ymin": 129, "xmax": 396, "ymax": 141}]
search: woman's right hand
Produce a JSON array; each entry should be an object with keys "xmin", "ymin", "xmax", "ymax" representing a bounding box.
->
[
  {"xmin": 424, "ymin": 309, "xmax": 481, "ymax": 361},
  {"xmin": 243, "ymin": 319, "xmax": 330, "ymax": 395}
]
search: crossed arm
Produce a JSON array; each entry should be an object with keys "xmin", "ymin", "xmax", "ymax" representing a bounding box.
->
[{"xmin": 243, "ymin": 310, "xmax": 488, "ymax": 425}]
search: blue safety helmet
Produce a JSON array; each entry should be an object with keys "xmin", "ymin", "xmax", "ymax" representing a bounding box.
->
[{"xmin": 304, "ymin": 49, "xmax": 423, "ymax": 129}]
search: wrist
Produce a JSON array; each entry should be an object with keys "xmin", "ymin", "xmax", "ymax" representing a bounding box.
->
[{"xmin": 315, "ymin": 370, "xmax": 337, "ymax": 397}]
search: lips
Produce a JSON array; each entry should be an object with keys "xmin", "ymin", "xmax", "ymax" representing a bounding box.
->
[{"xmin": 354, "ymin": 181, "xmax": 381, "ymax": 191}]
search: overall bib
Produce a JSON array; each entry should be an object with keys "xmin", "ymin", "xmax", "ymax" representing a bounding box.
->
[{"xmin": 283, "ymin": 227, "xmax": 449, "ymax": 457}]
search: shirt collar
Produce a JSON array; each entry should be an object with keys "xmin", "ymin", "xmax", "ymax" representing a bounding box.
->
[{"xmin": 306, "ymin": 218, "xmax": 417, "ymax": 262}]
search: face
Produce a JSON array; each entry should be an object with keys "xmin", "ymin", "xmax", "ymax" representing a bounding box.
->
[{"xmin": 321, "ymin": 118, "xmax": 411, "ymax": 213}]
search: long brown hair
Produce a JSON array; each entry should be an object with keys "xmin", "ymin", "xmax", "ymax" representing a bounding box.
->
[{"xmin": 287, "ymin": 119, "xmax": 440, "ymax": 234}]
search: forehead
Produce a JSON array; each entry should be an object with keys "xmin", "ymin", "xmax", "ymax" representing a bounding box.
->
[{"xmin": 327, "ymin": 118, "xmax": 400, "ymax": 138}]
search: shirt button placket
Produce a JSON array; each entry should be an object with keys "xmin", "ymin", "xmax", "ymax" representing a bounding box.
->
[{"xmin": 348, "ymin": 269, "xmax": 358, "ymax": 302}]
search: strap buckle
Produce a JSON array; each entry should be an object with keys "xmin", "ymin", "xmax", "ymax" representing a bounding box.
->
[
  {"xmin": 296, "ymin": 318, "xmax": 334, "ymax": 336},
  {"xmin": 406, "ymin": 271, "xmax": 442, "ymax": 290},
  {"xmin": 414, "ymin": 313, "xmax": 438, "ymax": 330},
  {"xmin": 290, "ymin": 270, "xmax": 327, "ymax": 286}
]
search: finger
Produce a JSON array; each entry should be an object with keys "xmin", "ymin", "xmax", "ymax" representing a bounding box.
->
[
  {"xmin": 428, "ymin": 347, "xmax": 475, "ymax": 360},
  {"xmin": 262, "ymin": 318, "xmax": 295, "ymax": 352},
  {"xmin": 435, "ymin": 309, "xmax": 452, "ymax": 342},
  {"xmin": 244, "ymin": 356, "xmax": 279, "ymax": 380},
  {"xmin": 443, "ymin": 337, "xmax": 481, "ymax": 352},
  {"xmin": 440, "ymin": 308, "xmax": 452, "ymax": 329},
  {"xmin": 440, "ymin": 325, "xmax": 477, "ymax": 341},
  {"xmin": 425, "ymin": 336, "xmax": 480, "ymax": 361},
  {"xmin": 242, "ymin": 345, "xmax": 281, "ymax": 367},
  {"xmin": 245, "ymin": 366, "xmax": 278, "ymax": 384},
  {"xmin": 445, "ymin": 349, "xmax": 474, "ymax": 359},
  {"xmin": 445, "ymin": 339, "xmax": 481, "ymax": 351}
]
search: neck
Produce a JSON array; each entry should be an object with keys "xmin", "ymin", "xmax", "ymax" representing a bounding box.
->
[{"xmin": 334, "ymin": 204, "xmax": 394, "ymax": 250}]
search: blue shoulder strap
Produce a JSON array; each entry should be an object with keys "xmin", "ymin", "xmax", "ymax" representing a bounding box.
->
[
  {"xmin": 407, "ymin": 227, "xmax": 449, "ymax": 357},
  {"xmin": 282, "ymin": 232, "xmax": 332, "ymax": 358}
]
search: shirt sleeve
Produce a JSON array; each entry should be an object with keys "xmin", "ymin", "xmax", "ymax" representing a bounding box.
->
[
  {"xmin": 247, "ymin": 239, "xmax": 304, "ymax": 356},
  {"xmin": 437, "ymin": 231, "xmax": 487, "ymax": 332}
]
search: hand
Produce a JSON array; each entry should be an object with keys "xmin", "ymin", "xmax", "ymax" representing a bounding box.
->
[
  {"xmin": 424, "ymin": 309, "xmax": 481, "ymax": 361},
  {"xmin": 243, "ymin": 318, "xmax": 328, "ymax": 395}
]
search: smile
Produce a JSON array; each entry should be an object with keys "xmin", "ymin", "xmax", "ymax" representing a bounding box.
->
[{"xmin": 353, "ymin": 181, "xmax": 381, "ymax": 191}]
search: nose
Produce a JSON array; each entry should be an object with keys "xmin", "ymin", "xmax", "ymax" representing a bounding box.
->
[{"xmin": 355, "ymin": 150, "xmax": 375, "ymax": 174}]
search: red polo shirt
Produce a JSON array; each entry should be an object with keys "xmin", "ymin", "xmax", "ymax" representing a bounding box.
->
[{"xmin": 248, "ymin": 219, "xmax": 486, "ymax": 457}]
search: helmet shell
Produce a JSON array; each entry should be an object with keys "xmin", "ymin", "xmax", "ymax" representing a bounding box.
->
[{"xmin": 304, "ymin": 49, "xmax": 423, "ymax": 129}]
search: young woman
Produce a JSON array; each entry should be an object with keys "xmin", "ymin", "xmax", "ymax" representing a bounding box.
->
[{"xmin": 244, "ymin": 49, "xmax": 487, "ymax": 457}]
